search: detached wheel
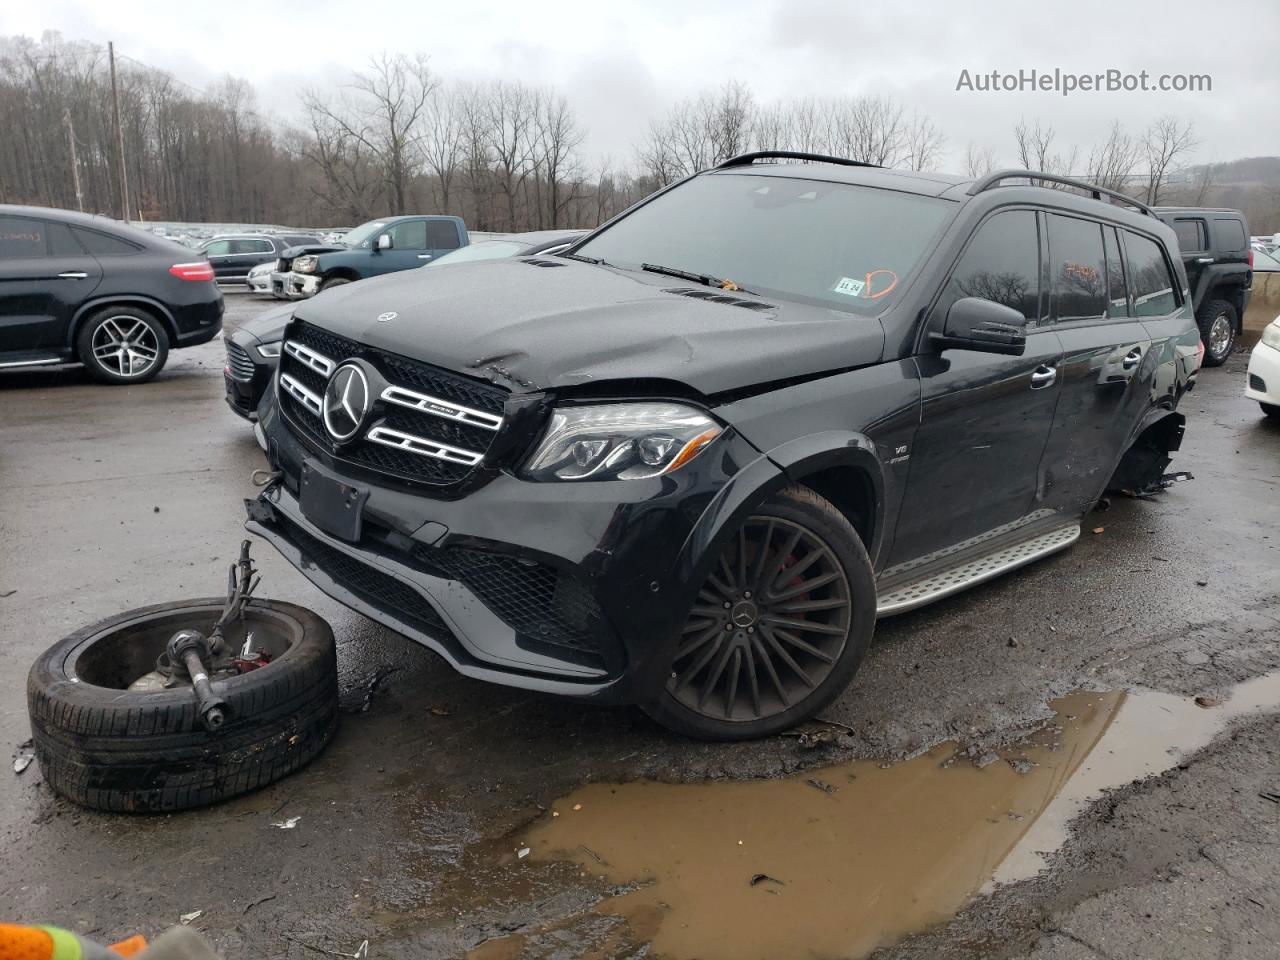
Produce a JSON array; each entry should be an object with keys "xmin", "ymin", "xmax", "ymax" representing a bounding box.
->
[
  {"xmin": 644, "ymin": 485, "xmax": 876, "ymax": 740},
  {"xmin": 1197, "ymin": 299, "xmax": 1237, "ymax": 367},
  {"xmin": 27, "ymin": 598, "xmax": 338, "ymax": 812},
  {"xmin": 76, "ymin": 307, "xmax": 170, "ymax": 383}
]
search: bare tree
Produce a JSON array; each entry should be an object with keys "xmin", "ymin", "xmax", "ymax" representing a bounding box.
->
[
  {"xmin": 536, "ymin": 90, "xmax": 584, "ymax": 228},
  {"xmin": 483, "ymin": 80, "xmax": 537, "ymax": 231},
  {"xmin": 903, "ymin": 112, "xmax": 946, "ymax": 172},
  {"xmin": 1142, "ymin": 115, "xmax": 1197, "ymax": 205},
  {"xmin": 963, "ymin": 141, "xmax": 998, "ymax": 177},
  {"xmin": 1086, "ymin": 121, "xmax": 1142, "ymax": 193},
  {"xmin": 420, "ymin": 84, "xmax": 463, "ymax": 213},
  {"xmin": 1013, "ymin": 117, "xmax": 1079, "ymax": 178}
]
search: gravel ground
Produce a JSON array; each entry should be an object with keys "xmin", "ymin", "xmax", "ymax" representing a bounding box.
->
[{"xmin": 1, "ymin": 290, "xmax": 1277, "ymax": 959}]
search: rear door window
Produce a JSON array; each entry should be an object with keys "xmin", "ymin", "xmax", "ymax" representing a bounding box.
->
[
  {"xmin": 1171, "ymin": 219, "xmax": 1206, "ymax": 252},
  {"xmin": 72, "ymin": 227, "xmax": 141, "ymax": 256},
  {"xmin": 388, "ymin": 220, "xmax": 429, "ymax": 250},
  {"xmin": 0, "ymin": 215, "xmax": 50, "ymax": 258},
  {"xmin": 937, "ymin": 209, "xmax": 1040, "ymax": 321},
  {"xmin": 231, "ymin": 238, "xmax": 273, "ymax": 255},
  {"xmin": 1048, "ymin": 214, "xmax": 1107, "ymax": 322},
  {"xmin": 203, "ymin": 239, "xmax": 233, "ymax": 256},
  {"xmin": 1123, "ymin": 232, "xmax": 1179, "ymax": 317},
  {"xmin": 1212, "ymin": 217, "xmax": 1247, "ymax": 252},
  {"xmin": 426, "ymin": 220, "xmax": 461, "ymax": 250}
]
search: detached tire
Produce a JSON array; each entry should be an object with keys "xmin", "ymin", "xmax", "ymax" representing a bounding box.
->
[
  {"xmin": 27, "ymin": 598, "xmax": 338, "ymax": 812},
  {"xmin": 1197, "ymin": 299, "xmax": 1237, "ymax": 367}
]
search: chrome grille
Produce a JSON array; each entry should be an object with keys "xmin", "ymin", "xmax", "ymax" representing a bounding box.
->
[
  {"xmin": 278, "ymin": 321, "xmax": 508, "ymax": 486},
  {"xmin": 225, "ymin": 340, "xmax": 256, "ymax": 381}
]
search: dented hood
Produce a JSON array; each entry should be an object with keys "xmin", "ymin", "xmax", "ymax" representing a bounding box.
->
[{"xmin": 291, "ymin": 258, "xmax": 885, "ymax": 396}]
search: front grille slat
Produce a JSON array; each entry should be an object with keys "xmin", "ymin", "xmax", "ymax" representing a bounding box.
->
[
  {"xmin": 279, "ymin": 321, "xmax": 508, "ymax": 486},
  {"xmin": 226, "ymin": 341, "xmax": 256, "ymax": 381}
]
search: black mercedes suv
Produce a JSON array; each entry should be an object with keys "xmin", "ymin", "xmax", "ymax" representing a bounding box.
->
[
  {"xmin": 247, "ymin": 153, "xmax": 1200, "ymax": 739},
  {"xmin": 0, "ymin": 205, "xmax": 223, "ymax": 382}
]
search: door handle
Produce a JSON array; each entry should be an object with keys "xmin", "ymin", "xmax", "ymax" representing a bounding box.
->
[
  {"xmin": 58, "ymin": 271, "xmax": 88, "ymax": 279},
  {"xmin": 1030, "ymin": 365, "xmax": 1057, "ymax": 389},
  {"xmin": 417, "ymin": 254, "xmax": 433, "ymax": 260},
  {"xmin": 1195, "ymin": 257, "xmax": 1214, "ymax": 264},
  {"xmin": 1122, "ymin": 347, "xmax": 1142, "ymax": 370}
]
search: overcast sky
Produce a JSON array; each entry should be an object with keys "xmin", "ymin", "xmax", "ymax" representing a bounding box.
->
[{"xmin": 3, "ymin": 0, "xmax": 1274, "ymax": 171}]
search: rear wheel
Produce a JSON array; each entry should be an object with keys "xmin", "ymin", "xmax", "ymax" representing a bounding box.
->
[
  {"xmin": 1197, "ymin": 299, "xmax": 1237, "ymax": 367},
  {"xmin": 643, "ymin": 485, "xmax": 876, "ymax": 740},
  {"xmin": 76, "ymin": 307, "xmax": 170, "ymax": 384}
]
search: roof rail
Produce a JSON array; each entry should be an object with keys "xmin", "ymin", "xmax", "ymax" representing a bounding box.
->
[
  {"xmin": 713, "ymin": 151, "xmax": 882, "ymax": 171},
  {"xmin": 967, "ymin": 169, "xmax": 1155, "ymax": 217}
]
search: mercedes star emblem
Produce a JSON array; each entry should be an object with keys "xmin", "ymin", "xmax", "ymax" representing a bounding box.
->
[
  {"xmin": 322, "ymin": 363, "xmax": 371, "ymax": 442},
  {"xmin": 376, "ymin": 311, "xmax": 398, "ymax": 323}
]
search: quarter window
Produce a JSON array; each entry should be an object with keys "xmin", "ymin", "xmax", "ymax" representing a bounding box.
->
[
  {"xmin": 1123, "ymin": 232, "xmax": 1179, "ymax": 317},
  {"xmin": 0, "ymin": 215, "xmax": 49, "ymax": 258},
  {"xmin": 938, "ymin": 210, "xmax": 1040, "ymax": 321},
  {"xmin": 231, "ymin": 239, "xmax": 273, "ymax": 255},
  {"xmin": 1104, "ymin": 226, "xmax": 1129, "ymax": 318},
  {"xmin": 1048, "ymin": 214, "xmax": 1106, "ymax": 322}
]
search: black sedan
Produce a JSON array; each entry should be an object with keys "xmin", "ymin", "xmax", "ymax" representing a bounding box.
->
[
  {"xmin": 223, "ymin": 230, "xmax": 586, "ymax": 420},
  {"xmin": 0, "ymin": 204, "xmax": 223, "ymax": 383},
  {"xmin": 200, "ymin": 233, "xmax": 322, "ymax": 285}
]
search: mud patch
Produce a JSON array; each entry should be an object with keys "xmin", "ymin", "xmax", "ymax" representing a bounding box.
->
[{"xmin": 484, "ymin": 672, "xmax": 1280, "ymax": 960}]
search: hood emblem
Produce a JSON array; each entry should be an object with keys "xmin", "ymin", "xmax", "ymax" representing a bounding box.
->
[
  {"xmin": 376, "ymin": 311, "xmax": 398, "ymax": 323},
  {"xmin": 323, "ymin": 363, "xmax": 371, "ymax": 442}
]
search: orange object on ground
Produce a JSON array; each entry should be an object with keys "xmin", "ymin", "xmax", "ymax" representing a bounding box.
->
[{"xmin": 0, "ymin": 924, "xmax": 147, "ymax": 960}]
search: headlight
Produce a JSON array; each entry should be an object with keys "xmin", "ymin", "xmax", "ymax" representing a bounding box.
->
[
  {"xmin": 521, "ymin": 402, "xmax": 722, "ymax": 482},
  {"xmin": 256, "ymin": 341, "xmax": 282, "ymax": 358},
  {"xmin": 1262, "ymin": 317, "xmax": 1280, "ymax": 350},
  {"xmin": 293, "ymin": 255, "xmax": 318, "ymax": 274}
]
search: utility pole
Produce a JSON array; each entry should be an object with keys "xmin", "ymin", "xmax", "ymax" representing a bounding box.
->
[
  {"xmin": 108, "ymin": 41, "xmax": 131, "ymax": 221},
  {"xmin": 63, "ymin": 109, "xmax": 84, "ymax": 212}
]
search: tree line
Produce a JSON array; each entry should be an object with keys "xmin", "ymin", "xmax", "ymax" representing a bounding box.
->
[{"xmin": 1, "ymin": 32, "xmax": 1272, "ymax": 233}]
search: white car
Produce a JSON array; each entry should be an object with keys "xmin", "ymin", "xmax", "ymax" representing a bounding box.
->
[
  {"xmin": 1246, "ymin": 316, "xmax": 1280, "ymax": 420},
  {"xmin": 246, "ymin": 261, "xmax": 274, "ymax": 294}
]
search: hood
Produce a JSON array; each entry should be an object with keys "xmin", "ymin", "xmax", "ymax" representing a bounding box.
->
[
  {"xmin": 239, "ymin": 303, "xmax": 294, "ymax": 344},
  {"xmin": 282, "ymin": 243, "xmax": 346, "ymax": 258},
  {"xmin": 290, "ymin": 259, "xmax": 885, "ymax": 397}
]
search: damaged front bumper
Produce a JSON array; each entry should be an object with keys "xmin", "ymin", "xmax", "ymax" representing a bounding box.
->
[{"xmin": 246, "ymin": 390, "xmax": 775, "ymax": 704}]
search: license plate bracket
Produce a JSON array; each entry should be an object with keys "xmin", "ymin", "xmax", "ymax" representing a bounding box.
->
[{"xmin": 299, "ymin": 459, "xmax": 368, "ymax": 542}]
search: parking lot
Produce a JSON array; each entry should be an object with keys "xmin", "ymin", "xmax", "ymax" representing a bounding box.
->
[{"xmin": 2, "ymin": 290, "xmax": 1279, "ymax": 959}]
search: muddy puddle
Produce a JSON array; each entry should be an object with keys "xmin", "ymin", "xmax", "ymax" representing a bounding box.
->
[{"xmin": 479, "ymin": 671, "xmax": 1280, "ymax": 960}]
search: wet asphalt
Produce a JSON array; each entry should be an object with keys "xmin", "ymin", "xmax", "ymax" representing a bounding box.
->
[{"xmin": 1, "ymin": 290, "xmax": 1277, "ymax": 959}]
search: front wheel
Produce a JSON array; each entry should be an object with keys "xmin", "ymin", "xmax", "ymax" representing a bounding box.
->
[
  {"xmin": 76, "ymin": 307, "xmax": 170, "ymax": 383},
  {"xmin": 1197, "ymin": 299, "xmax": 1237, "ymax": 367},
  {"xmin": 643, "ymin": 485, "xmax": 876, "ymax": 740},
  {"xmin": 319, "ymin": 276, "xmax": 351, "ymax": 293}
]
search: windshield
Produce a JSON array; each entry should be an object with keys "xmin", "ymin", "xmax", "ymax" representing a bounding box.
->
[
  {"xmin": 575, "ymin": 173, "xmax": 953, "ymax": 314},
  {"xmin": 427, "ymin": 240, "xmax": 528, "ymax": 266},
  {"xmin": 341, "ymin": 219, "xmax": 390, "ymax": 249}
]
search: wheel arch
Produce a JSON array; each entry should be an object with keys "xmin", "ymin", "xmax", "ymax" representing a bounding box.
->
[
  {"xmin": 320, "ymin": 267, "xmax": 361, "ymax": 285},
  {"xmin": 69, "ymin": 295, "xmax": 178, "ymax": 349}
]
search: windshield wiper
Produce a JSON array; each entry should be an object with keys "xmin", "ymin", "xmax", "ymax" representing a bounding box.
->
[
  {"xmin": 641, "ymin": 263, "xmax": 752, "ymax": 294},
  {"xmin": 563, "ymin": 253, "xmax": 605, "ymax": 265}
]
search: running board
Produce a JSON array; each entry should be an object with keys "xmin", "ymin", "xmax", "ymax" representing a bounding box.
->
[{"xmin": 876, "ymin": 524, "xmax": 1081, "ymax": 617}]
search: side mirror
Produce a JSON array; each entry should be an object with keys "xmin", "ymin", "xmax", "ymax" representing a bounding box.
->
[
  {"xmin": 375, "ymin": 234, "xmax": 393, "ymax": 251},
  {"xmin": 930, "ymin": 297, "xmax": 1028, "ymax": 356}
]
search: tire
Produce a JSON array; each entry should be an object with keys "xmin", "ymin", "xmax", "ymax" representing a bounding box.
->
[
  {"xmin": 27, "ymin": 598, "xmax": 338, "ymax": 812},
  {"xmin": 75, "ymin": 306, "xmax": 170, "ymax": 384},
  {"xmin": 643, "ymin": 485, "xmax": 876, "ymax": 740},
  {"xmin": 1263, "ymin": 403, "xmax": 1280, "ymax": 420},
  {"xmin": 319, "ymin": 276, "xmax": 352, "ymax": 293},
  {"xmin": 1196, "ymin": 298, "xmax": 1237, "ymax": 367}
]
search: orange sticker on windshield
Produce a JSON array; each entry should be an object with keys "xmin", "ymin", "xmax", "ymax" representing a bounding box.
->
[{"xmin": 862, "ymin": 269, "xmax": 898, "ymax": 300}]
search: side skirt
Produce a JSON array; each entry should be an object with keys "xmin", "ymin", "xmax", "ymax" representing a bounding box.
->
[{"xmin": 875, "ymin": 524, "xmax": 1081, "ymax": 617}]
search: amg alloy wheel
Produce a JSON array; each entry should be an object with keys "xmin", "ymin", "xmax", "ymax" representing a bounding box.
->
[
  {"xmin": 77, "ymin": 308, "xmax": 170, "ymax": 384},
  {"xmin": 646, "ymin": 485, "xmax": 876, "ymax": 740}
]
